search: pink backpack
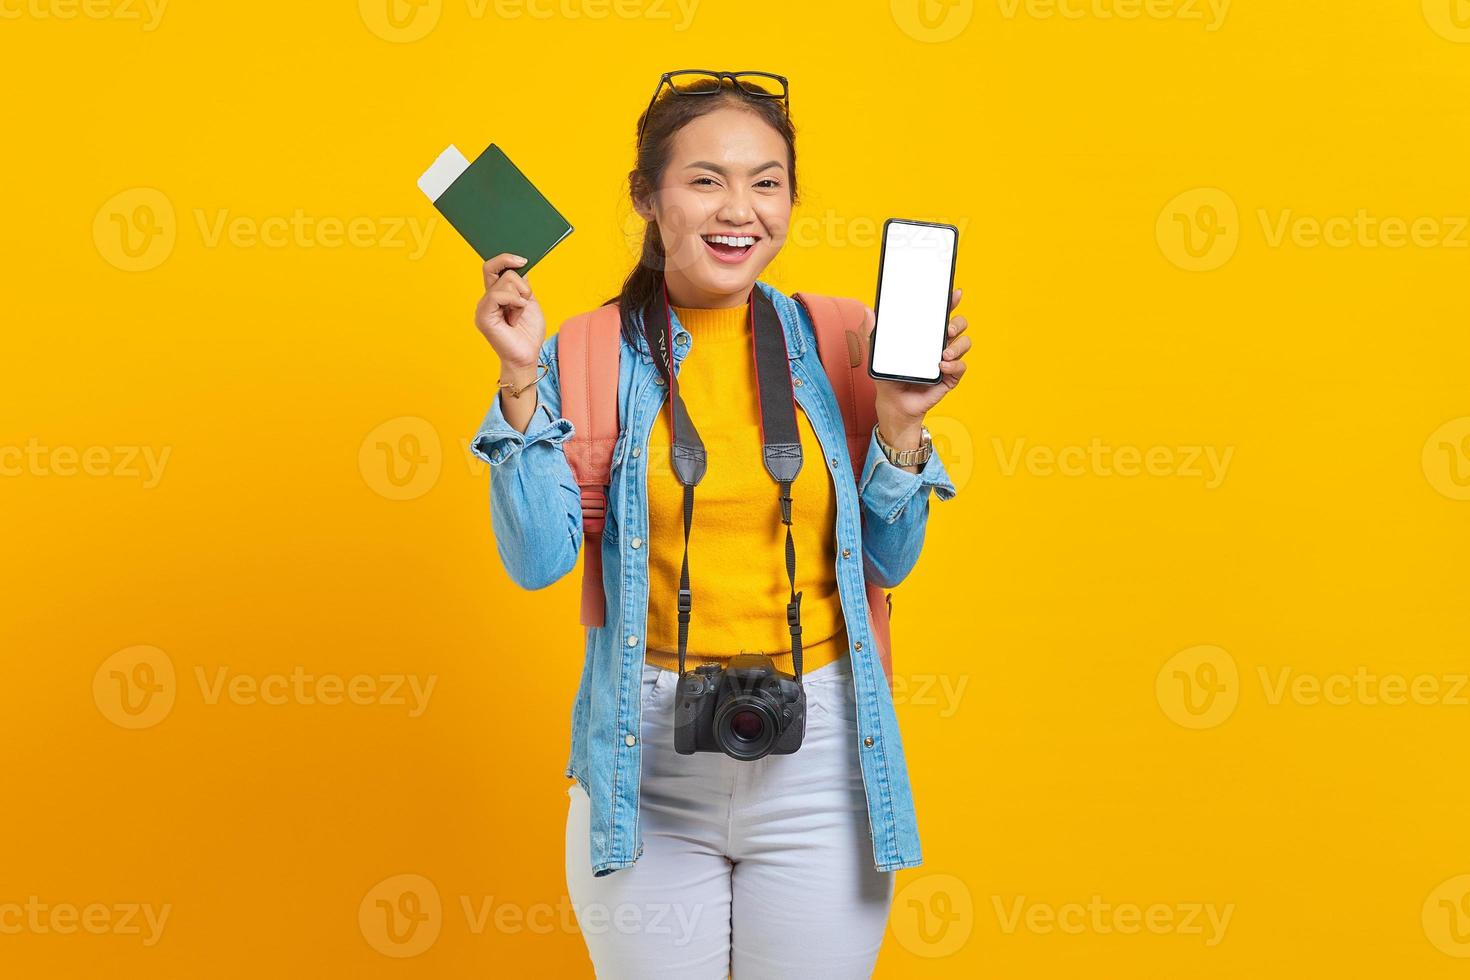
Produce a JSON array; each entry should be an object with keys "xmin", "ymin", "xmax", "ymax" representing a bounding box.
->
[{"xmin": 556, "ymin": 293, "xmax": 895, "ymax": 689}]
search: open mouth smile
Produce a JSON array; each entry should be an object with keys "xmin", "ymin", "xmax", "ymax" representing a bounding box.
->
[{"xmin": 701, "ymin": 233, "xmax": 759, "ymax": 264}]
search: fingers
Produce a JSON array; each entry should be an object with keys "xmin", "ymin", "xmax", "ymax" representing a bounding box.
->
[
  {"xmin": 483, "ymin": 253, "xmax": 528, "ymax": 290},
  {"xmin": 488, "ymin": 285, "xmax": 529, "ymax": 311},
  {"xmin": 941, "ymin": 333, "xmax": 971, "ymax": 361},
  {"xmin": 948, "ymin": 286, "xmax": 963, "ymax": 313},
  {"xmin": 946, "ymin": 314, "xmax": 968, "ymax": 339},
  {"xmin": 938, "ymin": 354, "xmax": 967, "ymax": 384},
  {"xmin": 498, "ymin": 269, "xmax": 533, "ymax": 300},
  {"xmin": 486, "ymin": 270, "xmax": 533, "ymax": 311}
]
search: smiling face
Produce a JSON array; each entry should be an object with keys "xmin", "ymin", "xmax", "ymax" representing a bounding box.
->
[{"xmin": 634, "ymin": 103, "xmax": 793, "ymax": 309}]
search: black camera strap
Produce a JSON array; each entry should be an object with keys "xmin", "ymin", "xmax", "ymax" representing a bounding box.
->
[{"xmin": 641, "ymin": 280, "xmax": 806, "ymax": 681}]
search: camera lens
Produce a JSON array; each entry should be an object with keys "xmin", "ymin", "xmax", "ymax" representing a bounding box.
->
[
  {"xmin": 729, "ymin": 709, "xmax": 764, "ymax": 742},
  {"xmin": 713, "ymin": 697, "xmax": 778, "ymax": 760}
]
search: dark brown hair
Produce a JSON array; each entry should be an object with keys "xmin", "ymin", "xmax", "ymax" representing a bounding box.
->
[{"xmin": 603, "ymin": 81, "xmax": 799, "ymax": 350}]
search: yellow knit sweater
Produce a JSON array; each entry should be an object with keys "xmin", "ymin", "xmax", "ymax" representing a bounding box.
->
[{"xmin": 643, "ymin": 304, "xmax": 849, "ymax": 675}]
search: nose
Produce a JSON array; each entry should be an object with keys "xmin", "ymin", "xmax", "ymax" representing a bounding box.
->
[{"xmin": 716, "ymin": 186, "xmax": 756, "ymax": 228}]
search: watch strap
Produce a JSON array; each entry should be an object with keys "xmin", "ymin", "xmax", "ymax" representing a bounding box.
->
[{"xmin": 874, "ymin": 423, "xmax": 932, "ymax": 467}]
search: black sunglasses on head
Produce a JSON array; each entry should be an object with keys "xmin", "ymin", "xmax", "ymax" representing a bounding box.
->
[{"xmin": 636, "ymin": 70, "xmax": 790, "ymax": 151}]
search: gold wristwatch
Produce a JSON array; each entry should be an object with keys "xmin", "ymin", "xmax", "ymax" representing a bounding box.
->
[{"xmin": 874, "ymin": 422, "xmax": 933, "ymax": 467}]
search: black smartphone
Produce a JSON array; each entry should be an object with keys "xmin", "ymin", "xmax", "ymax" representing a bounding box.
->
[{"xmin": 868, "ymin": 218, "xmax": 960, "ymax": 385}]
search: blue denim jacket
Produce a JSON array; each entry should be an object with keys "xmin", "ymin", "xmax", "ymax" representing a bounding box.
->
[{"xmin": 470, "ymin": 281, "xmax": 957, "ymax": 877}]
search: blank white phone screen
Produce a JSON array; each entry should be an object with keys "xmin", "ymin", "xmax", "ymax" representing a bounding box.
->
[{"xmin": 871, "ymin": 222, "xmax": 956, "ymax": 382}]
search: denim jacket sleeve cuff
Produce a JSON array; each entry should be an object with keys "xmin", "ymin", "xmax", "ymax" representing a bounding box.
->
[
  {"xmin": 468, "ymin": 377, "xmax": 575, "ymax": 468},
  {"xmin": 857, "ymin": 424, "xmax": 958, "ymax": 524}
]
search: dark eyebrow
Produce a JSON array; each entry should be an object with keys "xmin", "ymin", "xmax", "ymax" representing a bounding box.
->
[{"xmin": 684, "ymin": 160, "xmax": 786, "ymax": 176}]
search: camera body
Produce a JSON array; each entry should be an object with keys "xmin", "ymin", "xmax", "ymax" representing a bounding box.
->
[{"xmin": 673, "ymin": 653, "xmax": 806, "ymax": 760}]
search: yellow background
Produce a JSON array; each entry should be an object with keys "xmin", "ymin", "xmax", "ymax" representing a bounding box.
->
[{"xmin": 3, "ymin": 0, "xmax": 1469, "ymax": 976}]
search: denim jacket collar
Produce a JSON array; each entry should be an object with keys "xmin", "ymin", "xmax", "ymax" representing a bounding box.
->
[{"xmin": 626, "ymin": 280, "xmax": 806, "ymax": 363}]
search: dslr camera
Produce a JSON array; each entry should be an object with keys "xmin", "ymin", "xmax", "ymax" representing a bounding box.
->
[{"xmin": 673, "ymin": 653, "xmax": 806, "ymax": 760}]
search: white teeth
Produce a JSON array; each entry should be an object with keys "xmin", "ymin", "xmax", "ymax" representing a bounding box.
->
[{"xmin": 703, "ymin": 234, "xmax": 756, "ymax": 247}]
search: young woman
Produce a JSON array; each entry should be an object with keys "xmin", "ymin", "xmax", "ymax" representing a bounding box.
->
[{"xmin": 470, "ymin": 70, "xmax": 969, "ymax": 978}]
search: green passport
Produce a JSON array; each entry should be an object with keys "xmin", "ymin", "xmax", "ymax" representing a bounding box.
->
[{"xmin": 417, "ymin": 143, "xmax": 573, "ymax": 273}]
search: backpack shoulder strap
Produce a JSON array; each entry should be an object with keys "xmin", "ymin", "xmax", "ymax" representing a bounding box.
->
[
  {"xmin": 792, "ymin": 291, "xmax": 894, "ymax": 689},
  {"xmin": 555, "ymin": 302, "xmax": 621, "ymax": 627},
  {"xmin": 792, "ymin": 292, "xmax": 878, "ymax": 485}
]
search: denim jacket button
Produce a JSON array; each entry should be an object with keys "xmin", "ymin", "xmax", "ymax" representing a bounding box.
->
[
  {"xmin": 842, "ymin": 547, "xmax": 851, "ymax": 558},
  {"xmin": 630, "ymin": 536, "xmax": 642, "ymax": 549},
  {"xmin": 625, "ymin": 734, "xmax": 637, "ymax": 747},
  {"xmin": 627, "ymin": 634, "xmax": 638, "ymax": 647},
  {"xmin": 864, "ymin": 736, "xmax": 874, "ymax": 747},
  {"xmin": 855, "ymin": 641, "xmax": 863, "ymax": 651},
  {"xmin": 632, "ymin": 447, "xmax": 641, "ymax": 458}
]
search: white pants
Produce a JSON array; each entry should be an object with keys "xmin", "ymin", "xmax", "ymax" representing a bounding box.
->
[{"xmin": 565, "ymin": 655, "xmax": 895, "ymax": 979}]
